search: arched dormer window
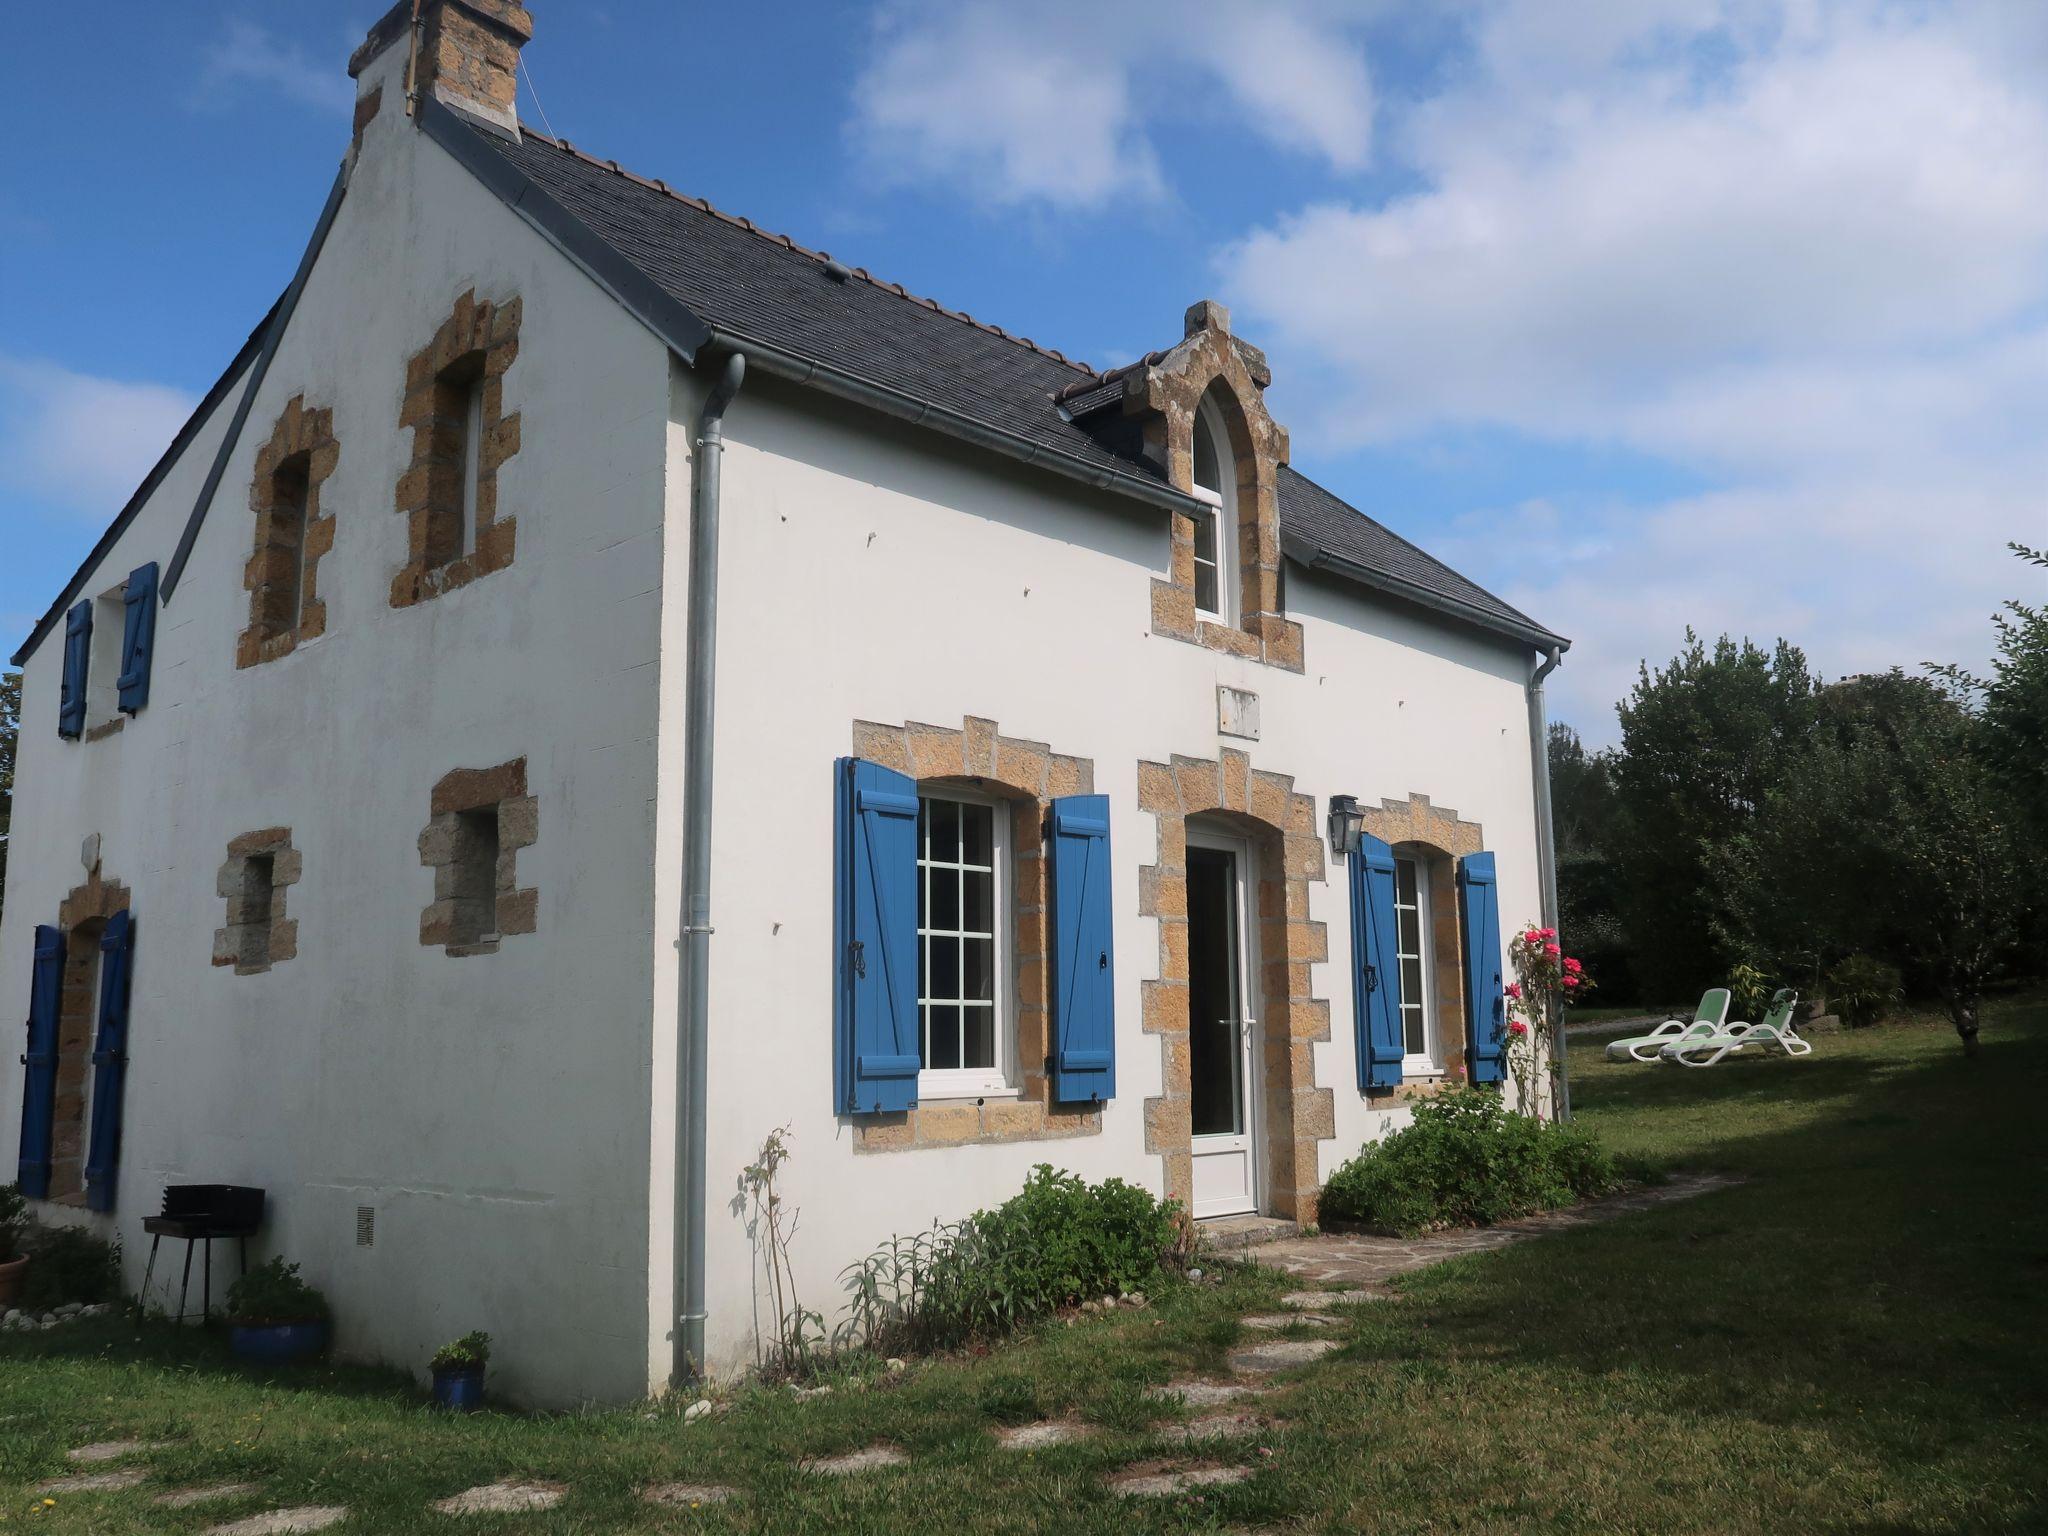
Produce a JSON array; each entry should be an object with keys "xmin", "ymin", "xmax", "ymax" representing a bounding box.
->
[{"xmin": 1190, "ymin": 392, "xmax": 1237, "ymax": 624}]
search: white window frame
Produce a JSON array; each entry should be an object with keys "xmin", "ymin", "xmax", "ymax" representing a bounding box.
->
[
  {"xmin": 916, "ymin": 786, "xmax": 1012, "ymax": 1101},
  {"xmin": 83, "ymin": 583, "xmax": 126, "ymax": 732},
  {"xmin": 1394, "ymin": 855, "xmax": 1442, "ymax": 1076},
  {"xmin": 1190, "ymin": 397, "xmax": 1236, "ymax": 626}
]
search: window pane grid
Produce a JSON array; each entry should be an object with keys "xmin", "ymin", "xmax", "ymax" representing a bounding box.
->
[
  {"xmin": 1394, "ymin": 858, "xmax": 1430, "ymax": 1060},
  {"xmin": 918, "ymin": 797, "xmax": 999, "ymax": 1076}
]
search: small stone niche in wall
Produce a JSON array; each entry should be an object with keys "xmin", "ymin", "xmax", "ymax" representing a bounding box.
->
[
  {"xmin": 418, "ymin": 758, "xmax": 538, "ymax": 957},
  {"xmin": 213, "ymin": 829, "xmax": 302, "ymax": 975}
]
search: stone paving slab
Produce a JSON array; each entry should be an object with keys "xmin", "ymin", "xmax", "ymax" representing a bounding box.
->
[
  {"xmin": 1109, "ymin": 1462, "xmax": 1251, "ymax": 1497},
  {"xmin": 1251, "ymin": 1174, "xmax": 1740, "ymax": 1286},
  {"xmin": 203, "ymin": 1508, "xmax": 347, "ymax": 1536},
  {"xmin": 158, "ymin": 1483, "xmax": 261, "ymax": 1508},
  {"xmin": 36, "ymin": 1468, "xmax": 149, "ymax": 1494},
  {"xmin": 67, "ymin": 1438, "xmax": 170, "ymax": 1463},
  {"xmin": 1242, "ymin": 1312, "xmax": 1336, "ymax": 1330},
  {"xmin": 1227, "ymin": 1337, "xmax": 1340, "ymax": 1373},
  {"xmin": 996, "ymin": 1420, "xmax": 1092, "ymax": 1450},
  {"xmin": 802, "ymin": 1444, "xmax": 909, "ymax": 1476},
  {"xmin": 643, "ymin": 1482, "xmax": 739, "ymax": 1507},
  {"xmin": 432, "ymin": 1479, "xmax": 566, "ymax": 1515},
  {"xmin": 1145, "ymin": 1380, "xmax": 1265, "ymax": 1407},
  {"xmin": 1281, "ymin": 1289, "xmax": 1383, "ymax": 1307},
  {"xmin": 1171, "ymin": 1412, "xmax": 1273, "ymax": 1443}
]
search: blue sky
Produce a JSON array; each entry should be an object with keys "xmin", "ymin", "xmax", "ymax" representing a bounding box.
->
[{"xmin": 3, "ymin": 1, "xmax": 2043, "ymax": 739}]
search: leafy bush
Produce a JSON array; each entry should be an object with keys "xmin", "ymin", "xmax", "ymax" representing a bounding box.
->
[
  {"xmin": 1318, "ymin": 1086, "xmax": 1624, "ymax": 1236},
  {"xmin": 431, "ymin": 1330, "xmax": 490, "ymax": 1372},
  {"xmin": 0, "ymin": 1184, "xmax": 26, "ymax": 1264},
  {"xmin": 840, "ymin": 1165, "xmax": 1180, "ymax": 1356},
  {"xmin": 19, "ymin": 1221, "xmax": 122, "ymax": 1310},
  {"xmin": 225, "ymin": 1257, "xmax": 328, "ymax": 1325},
  {"xmin": 1829, "ymin": 954, "xmax": 1904, "ymax": 1029}
]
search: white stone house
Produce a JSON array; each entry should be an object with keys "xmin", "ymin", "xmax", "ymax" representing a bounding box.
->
[{"xmin": 1, "ymin": 1, "xmax": 1568, "ymax": 1405}]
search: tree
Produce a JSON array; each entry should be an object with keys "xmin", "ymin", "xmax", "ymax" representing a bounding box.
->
[
  {"xmin": 1548, "ymin": 723, "xmax": 1632, "ymax": 999},
  {"xmin": 1741, "ymin": 671, "xmax": 2025, "ymax": 1055},
  {"xmin": 0, "ymin": 670, "xmax": 16, "ymax": 923},
  {"xmin": 1612, "ymin": 632, "xmax": 1819, "ymax": 1001}
]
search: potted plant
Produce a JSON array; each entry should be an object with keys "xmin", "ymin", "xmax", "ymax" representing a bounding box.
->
[
  {"xmin": 429, "ymin": 1330, "xmax": 490, "ymax": 1410},
  {"xmin": 0, "ymin": 1185, "xmax": 28, "ymax": 1309},
  {"xmin": 225, "ymin": 1257, "xmax": 329, "ymax": 1361}
]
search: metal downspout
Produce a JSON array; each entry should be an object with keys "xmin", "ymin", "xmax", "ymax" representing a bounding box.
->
[
  {"xmin": 1527, "ymin": 645, "xmax": 1567, "ymax": 1119},
  {"xmin": 673, "ymin": 352, "xmax": 745, "ymax": 1387}
]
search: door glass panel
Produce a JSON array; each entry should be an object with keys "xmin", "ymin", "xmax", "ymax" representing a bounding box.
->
[{"xmin": 1188, "ymin": 845, "xmax": 1244, "ymax": 1138}]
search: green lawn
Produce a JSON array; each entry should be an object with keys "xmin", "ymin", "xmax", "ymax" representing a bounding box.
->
[{"xmin": 5, "ymin": 999, "xmax": 2046, "ymax": 1533}]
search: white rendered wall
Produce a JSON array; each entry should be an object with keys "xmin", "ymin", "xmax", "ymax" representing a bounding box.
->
[
  {"xmin": 0, "ymin": 44, "xmax": 673, "ymax": 1406},
  {"xmin": 674, "ymin": 372, "xmax": 1547, "ymax": 1378}
]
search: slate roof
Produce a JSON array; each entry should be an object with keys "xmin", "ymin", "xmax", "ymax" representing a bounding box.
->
[{"xmin": 461, "ymin": 119, "xmax": 1564, "ymax": 651}]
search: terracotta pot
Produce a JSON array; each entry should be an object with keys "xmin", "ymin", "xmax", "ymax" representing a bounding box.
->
[{"xmin": 0, "ymin": 1255, "xmax": 26, "ymax": 1309}]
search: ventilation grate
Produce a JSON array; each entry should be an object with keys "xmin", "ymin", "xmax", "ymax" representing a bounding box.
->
[{"xmin": 355, "ymin": 1206, "xmax": 375, "ymax": 1247}]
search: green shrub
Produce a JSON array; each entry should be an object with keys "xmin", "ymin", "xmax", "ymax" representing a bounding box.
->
[
  {"xmin": 0, "ymin": 1184, "xmax": 26, "ymax": 1264},
  {"xmin": 840, "ymin": 1165, "xmax": 1180, "ymax": 1355},
  {"xmin": 430, "ymin": 1330, "xmax": 490, "ymax": 1372},
  {"xmin": 19, "ymin": 1221, "xmax": 122, "ymax": 1310},
  {"xmin": 225, "ymin": 1257, "xmax": 328, "ymax": 1325},
  {"xmin": 1829, "ymin": 954, "xmax": 1904, "ymax": 1028},
  {"xmin": 1318, "ymin": 1086, "xmax": 1624, "ymax": 1236}
]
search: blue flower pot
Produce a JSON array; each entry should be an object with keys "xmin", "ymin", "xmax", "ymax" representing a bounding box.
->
[
  {"xmin": 432, "ymin": 1365, "xmax": 485, "ymax": 1411},
  {"xmin": 228, "ymin": 1320, "xmax": 329, "ymax": 1363}
]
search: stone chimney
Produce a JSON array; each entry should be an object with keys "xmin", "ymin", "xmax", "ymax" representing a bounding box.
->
[{"xmin": 349, "ymin": 0, "xmax": 534, "ymax": 137}]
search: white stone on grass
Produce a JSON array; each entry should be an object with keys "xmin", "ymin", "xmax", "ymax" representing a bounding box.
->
[
  {"xmin": 1227, "ymin": 1337, "xmax": 1339, "ymax": 1373},
  {"xmin": 802, "ymin": 1444, "xmax": 908, "ymax": 1476},
  {"xmin": 1242, "ymin": 1312, "xmax": 1336, "ymax": 1329},
  {"xmin": 68, "ymin": 1439, "xmax": 170, "ymax": 1463},
  {"xmin": 995, "ymin": 1421, "xmax": 1090, "ymax": 1450},
  {"xmin": 202, "ymin": 1508, "xmax": 348, "ymax": 1536},
  {"xmin": 1173, "ymin": 1412, "xmax": 1269, "ymax": 1443},
  {"xmin": 1108, "ymin": 1463, "xmax": 1252, "ymax": 1497},
  {"xmin": 1282, "ymin": 1289, "xmax": 1381, "ymax": 1308},
  {"xmin": 643, "ymin": 1482, "xmax": 739, "ymax": 1507},
  {"xmin": 431, "ymin": 1479, "xmax": 566, "ymax": 1515},
  {"xmin": 683, "ymin": 1399, "xmax": 716, "ymax": 1423},
  {"xmin": 35, "ymin": 1468, "xmax": 149, "ymax": 1494},
  {"xmin": 1144, "ymin": 1380, "xmax": 1261, "ymax": 1407},
  {"xmin": 157, "ymin": 1483, "xmax": 261, "ymax": 1508}
]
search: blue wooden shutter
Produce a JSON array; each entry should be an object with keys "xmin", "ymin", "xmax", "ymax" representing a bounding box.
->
[
  {"xmin": 1458, "ymin": 851, "xmax": 1505, "ymax": 1084},
  {"xmin": 58, "ymin": 600, "xmax": 91, "ymax": 739},
  {"xmin": 1048, "ymin": 794, "xmax": 1115, "ymax": 1104},
  {"xmin": 1349, "ymin": 833, "xmax": 1405, "ymax": 1090},
  {"xmin": 834, "ymin": 758, "xmax": 920, "ymax": 1114},
  {"xmin": 82, "ymin": 910, "xmax": 135, "ymax": 1213},
  {"xmin": 117, "ymin": 562, "xmax": 159, "ymax": 715},
  {"xmin": 16, "ymin": 925, "xmax": 66, "ymax": 1199}
]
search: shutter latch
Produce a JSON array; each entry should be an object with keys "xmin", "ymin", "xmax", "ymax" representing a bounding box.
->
[
  {"xmin": 1363, "ymin": 965, "xmax": 1380, "ymax": 995},
  {"xmin": 1098, "ymin": 950, "xmax": 1108, "ymax": 970},
  {"xmin": 849, "ymin": 939, "xmax": 866, "ymax": 979}
]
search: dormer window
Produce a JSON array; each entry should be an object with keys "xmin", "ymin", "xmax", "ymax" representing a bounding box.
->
[{"xmin": 1190, "ymin": 393, "xmax": 1236, "ymax": 624}]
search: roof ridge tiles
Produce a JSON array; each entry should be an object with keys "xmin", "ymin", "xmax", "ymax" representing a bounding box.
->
[{"xmin": 520, "ymin": 123, "xmax": 1103, "ymax": 378}]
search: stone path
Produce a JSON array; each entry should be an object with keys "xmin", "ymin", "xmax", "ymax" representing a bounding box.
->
[
  {"xmin": 802, "ymin": 1444, "xmax": 909, "ymax": 1476},
  {"xmin": 643, "ymin": 1482, "xmax": 739, "ymax": 1507},
  {"xmin": 996, "ymin": 1420, "xmax": 1092, "ymax": 1450},
  {"xmin": 1109, "ymin": 1462, "xmax": 1252, "ymax": 1497},
  {"xmin": 432, "ymin": 1479, "xmax": 565, "ymax": 1515},
  {"xmin": 1145, "ymin": 1379, "xmax": 1265, "ymax": 1407},
  {"xmin": 1227, "ymin": 1336, "xmax": 1340, "ymax": 1373},
  {"xmin": 158, "ymin": 1483, "xmax": 261, "ymax": 1508},
  {"xmin": 36, "ymin": 1468, "xmax": 149, "ymax": 1494},
  {"xmin": 67, "ymin": 1438, "xmax": 170, "ymax": 1463},
  {"xmin": 1250, "ymin": 1173, "xmax": 1740, "ymax": 1289},
  {"xmin": 203, "ymin": 1508, "xmax": 348, "ymax": 1536}
]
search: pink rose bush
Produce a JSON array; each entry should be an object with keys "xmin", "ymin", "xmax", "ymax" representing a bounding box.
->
[{"xmin": 1503, "ymin": 918, "xmax": 1594, "ymax": 1122}]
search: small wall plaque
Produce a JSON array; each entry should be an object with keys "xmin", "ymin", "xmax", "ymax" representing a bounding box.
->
[{"xmin": 1218, "ymin": 685, "xmax": 1260, "ymax": 741}]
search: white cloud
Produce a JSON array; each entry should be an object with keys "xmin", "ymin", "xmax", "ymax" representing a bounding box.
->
[
  {"xmin": 0, "ymin": 358, "xmax": 197, "ymax": 522},
  {"xmin": 197, "ymin": 19, "xmax": 355, "ymax": 118},
  {"xmin": 847, "ymin": 1, "xmax": 1375, "ymax": 209},
  {"xmin": 1211, "ymin": 0, "xmax": 2048, "ymax": 739}
]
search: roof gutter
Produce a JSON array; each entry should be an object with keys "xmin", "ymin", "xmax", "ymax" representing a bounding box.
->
[
  {"xmin": 1285, "ymin": 534, "xmax": 1570, "ymax": 653},
  {"xmin": 162, "ymin": 157, "xmax": 353, "ymax": 603}
]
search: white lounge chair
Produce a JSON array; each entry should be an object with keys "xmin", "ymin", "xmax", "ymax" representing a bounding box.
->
[
  {"xmin": 1661, "ymin": 989, "xmax": 1808, "ymax": 1068},
  {"xmin": 1605, "ymin": 988, "xmax": 1732, "ymax": 1063}
]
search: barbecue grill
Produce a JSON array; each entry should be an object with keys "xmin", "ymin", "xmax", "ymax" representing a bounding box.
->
[{"xmin": 138, "ymin": 1184, "xmax": 264, "ymax": 1324}]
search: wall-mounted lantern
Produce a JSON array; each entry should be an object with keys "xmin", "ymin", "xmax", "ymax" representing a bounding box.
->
[{"xmin": 1327, "ymin": 794, "xmax": 1364, "ymax": 857}]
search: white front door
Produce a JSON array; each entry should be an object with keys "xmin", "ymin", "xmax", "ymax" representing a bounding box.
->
[{"xmin": 1187, "ymin": 831, "xmax": 1259, "ymax": 1218}]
